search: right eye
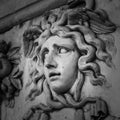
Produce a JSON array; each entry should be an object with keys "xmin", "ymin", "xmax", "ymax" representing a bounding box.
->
[{"xmin": 58, "ymin": 47, "xmax": 71, "ymax": 54}]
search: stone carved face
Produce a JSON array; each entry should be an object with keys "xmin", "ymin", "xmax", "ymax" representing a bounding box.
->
[
  {"xmin": 22, "ymin": 5, "xmax": 118, "ymax": 120},
  {"xmin": 40, "ymin": 35, "xmax": 80, "ymax": 94},
  {"xmin": 24, "ymin": 7, "xmax": 116, "ymax": 106}
]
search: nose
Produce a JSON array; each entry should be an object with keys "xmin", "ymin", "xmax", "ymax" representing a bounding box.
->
[{"xmin": 45, "ymin": 53, "xmax": 57, "ymax": 69}]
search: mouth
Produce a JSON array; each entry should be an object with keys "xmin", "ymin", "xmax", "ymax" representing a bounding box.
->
[{"xmin": 49, "ymin": 72, "xmax": 61, "ymax": 80}]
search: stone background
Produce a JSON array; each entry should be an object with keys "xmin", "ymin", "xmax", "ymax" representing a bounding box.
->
[{"xmin": 0, "ymin": 0, "xmax": 37, "ymax": 18}]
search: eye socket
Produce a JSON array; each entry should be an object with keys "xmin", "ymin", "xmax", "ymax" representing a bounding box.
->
[{"xmin": 41, "ymin": 49, "xmax": 49, "ymax": 63}]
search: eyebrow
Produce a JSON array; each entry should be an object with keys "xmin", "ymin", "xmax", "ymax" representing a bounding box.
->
[{"xmin": 53, "ymin": 43, "xmax": 75, "ymax": 50}]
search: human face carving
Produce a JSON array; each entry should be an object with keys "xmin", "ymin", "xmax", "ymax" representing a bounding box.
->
[{"xmin": 40, "ymin": 36, "xmax": 80, "ymax": 94}]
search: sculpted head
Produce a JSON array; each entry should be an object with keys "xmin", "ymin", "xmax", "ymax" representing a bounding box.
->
[
  {"xmin": 23, "ymin": 7, "xmax": 116, "ymax": 100},
  {"xmin": 40, "ymin": 35, "xmax": 80, "ymax": 94}
]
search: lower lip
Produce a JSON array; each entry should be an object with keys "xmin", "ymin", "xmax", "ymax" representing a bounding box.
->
[{"xmin": 49, "ymin": 76, "xmax": 60, "ymax": 81}]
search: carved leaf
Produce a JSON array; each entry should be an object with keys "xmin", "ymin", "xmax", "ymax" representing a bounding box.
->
[
  {"xmin": 11, "ymin": 67, "xmax": 19, "ymax": 76},
  {"xmin": 7, "ymin": 47, "xmax": 20, "ymax": 58},
  {"xmin": 10, "ymin": 58, "xmax": 20, "ymax": 65},
  {"xmin": 11, "ymin": 67, "xmax": 23, "ymax": 78},
  {"xmin": 10, "ymin": 78, "xmax": 22, "ymax": 90}
]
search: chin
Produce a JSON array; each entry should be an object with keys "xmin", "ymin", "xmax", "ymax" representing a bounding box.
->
[{"xmin": 50, "ymin": 83, "xmax": 70, "ymax": 94}]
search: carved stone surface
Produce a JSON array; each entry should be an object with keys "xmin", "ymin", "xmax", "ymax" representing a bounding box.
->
[
  {"xmin": 0, "ymin": 40, "xmax": 23, "ymax": 108},
  {"xmin": 0, "ymin": 0, "xmax": 120, "ymax": 120},
  {"xmin": 21, "ymin": 1, "xmax": 119, "ymax": 120}
]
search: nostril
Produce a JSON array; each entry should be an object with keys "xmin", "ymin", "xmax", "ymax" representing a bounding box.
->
[{"xmin": 46, "ymin": 64, "xmax": 55, "ymax": 69}]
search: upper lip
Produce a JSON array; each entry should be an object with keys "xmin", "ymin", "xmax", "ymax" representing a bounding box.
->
[{"xmin": 49, "ymin": 72, "xmax": 61, "ymax": 78}]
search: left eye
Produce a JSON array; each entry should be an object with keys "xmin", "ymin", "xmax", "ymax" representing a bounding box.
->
[{"xmin": 58, "ymin": 47, "xmax": 70, "ymax": 54}]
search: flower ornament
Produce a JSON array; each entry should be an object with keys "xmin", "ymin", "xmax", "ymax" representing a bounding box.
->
[{"xmin": 0, "ymin": 40, "xmax": 23, "ymax": 108}]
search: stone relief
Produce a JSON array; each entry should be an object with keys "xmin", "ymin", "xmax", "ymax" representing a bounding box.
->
[
  {"xmin": 0, "ymin": 40, "xmax": 23, "ymax": 108},
  {"xmin": 21, "ymin": 2, "xmax": 120, "ymax": 120}
]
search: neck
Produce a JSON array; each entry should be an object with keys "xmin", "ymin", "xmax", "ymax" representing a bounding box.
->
[{"xmin": 69, "ymin": 72, "xmax": 84, "ymax": 102}]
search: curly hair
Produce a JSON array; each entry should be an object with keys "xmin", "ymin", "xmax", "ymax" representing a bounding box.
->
[{"xmin": 23, "ymin": 7, "xmax": 116, "ymax": 102}]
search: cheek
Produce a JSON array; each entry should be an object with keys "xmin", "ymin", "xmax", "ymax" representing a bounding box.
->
[
  {"xmin": 59, "ymin": 62, "xmax": 68, "ymax": 72},
  {"xmin": 64, "ymin": 59, "xmax": 78, "ymax": 78},
  {"xmin": 59, "ymin": 56, "xmax": 78, "ymax": 73},
  {"xmin": 61, "ymin": 62, "xmax": 76, "ymax": 77}
]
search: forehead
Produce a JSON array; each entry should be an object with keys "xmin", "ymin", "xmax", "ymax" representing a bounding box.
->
[{"xmin": 41, "ymin": 35, "xmax": 75, "ymax": 48}]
